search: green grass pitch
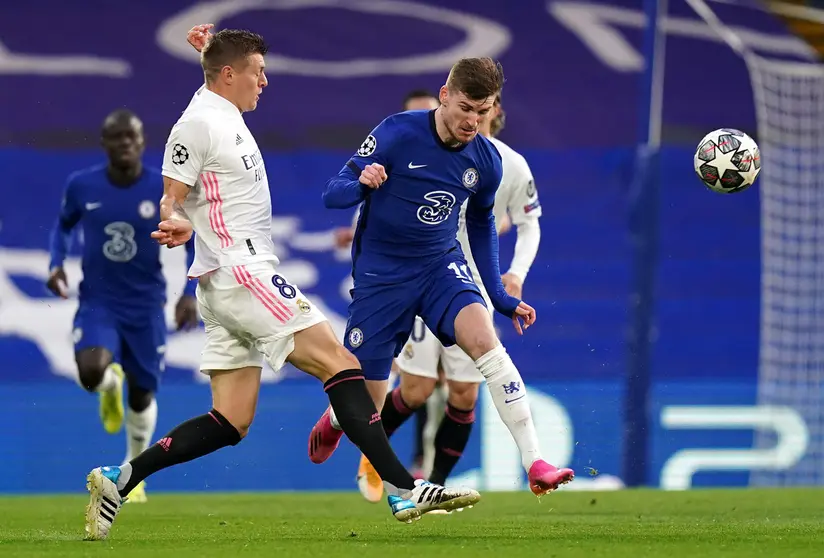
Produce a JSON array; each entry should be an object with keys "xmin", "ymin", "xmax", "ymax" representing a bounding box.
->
[{"xmin": 1, "ymin": 489, "xmax": 822, "ymax": 557}]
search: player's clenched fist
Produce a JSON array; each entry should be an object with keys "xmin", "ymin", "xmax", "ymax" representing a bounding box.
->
[
  {"xmin": 359, "ymin": 163, "xmax": 387, "ymax": 189},
  {"xmin": 187, "ymin": 23, "xmax": 214, "ymax": 53}
]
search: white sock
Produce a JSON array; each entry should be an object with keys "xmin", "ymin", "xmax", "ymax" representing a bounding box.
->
[
  {"xmin": 116, "ymin": 463, "xmax": 132, "ymax": 492},
  {"xmin": 94, "ymin": 364, "xmax": 120, "ymax": 393},
  {"xmin": 123, "ymin": 398, "xmax": 158, "ymax": 464},
  {"xmin": 329, "ymin": 407, "xmax": 342, "ymax": 430},
  {"xmin": 476, "ymin": 345, "xmax": 542, "ymax": 471}
]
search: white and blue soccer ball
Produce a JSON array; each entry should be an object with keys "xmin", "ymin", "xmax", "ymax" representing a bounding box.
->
[{"xmin": 694, "ymin": 128, "xmax": 761, "ymax": 194}]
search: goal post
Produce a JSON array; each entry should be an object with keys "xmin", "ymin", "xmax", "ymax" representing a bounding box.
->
[{"xmin": 624, "ymin": 0, "xmax": 669, "ymax": 488}]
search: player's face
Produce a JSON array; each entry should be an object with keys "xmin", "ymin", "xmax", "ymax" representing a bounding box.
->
[
  {"xmin": 234, "ymin": 53, "xmax": 268, "ymax": 112},
  {"xmin": 404, "ymin": 97, "xmax": 439, "ymax": 111},
  {"xmin": 102, "ymin": 116, "xmax": 144, "ymax": 168},
  {"xmin": 440, "ymin": 88, "xmax": 495, "ymax": 144}
]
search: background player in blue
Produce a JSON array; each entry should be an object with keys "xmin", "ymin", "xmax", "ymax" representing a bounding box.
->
[
  {"xmin": 309, "ymin": 58, "xmax": 575, "ymax": 496},
  {"xmin": 46, "ymin": 109, "xmax": 198, "ymax": 503}
]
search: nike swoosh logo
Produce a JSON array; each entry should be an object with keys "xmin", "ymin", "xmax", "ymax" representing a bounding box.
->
[
  {"xmin": 85, "ymin": 202, "xmax": 102, "ymax": 210},
  {"xmin": 504, "ymin": 394, "xmax": 525, "ymax": 404},
  {"xmin": 408, "ymin": 162, "xmax": 427, "ymax": 169}
]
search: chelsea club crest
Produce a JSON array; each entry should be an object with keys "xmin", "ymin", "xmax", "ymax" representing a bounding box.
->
[
  {"xmin": 139, "ymin": 200, "xmax": 156, "ymax": 219},
  {"xmin": 348, "ymin": 327, "xmax": 364, "ymax": 348},
  {"xmin": 462, "ymin": 168, "xmax": 479, "ymax": 189}
]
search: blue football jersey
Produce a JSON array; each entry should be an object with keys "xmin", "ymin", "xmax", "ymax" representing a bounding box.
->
[
  {"xmin": 324, "ymin": 109, "xmax": 522, "ymax": 316},
  {"xmin": 324, "ymin": 110, "xmax": 503, "ymax": 279},
  {"xmin": 48, "ymin": 164, "xmax": 190, "ymax": 316}
]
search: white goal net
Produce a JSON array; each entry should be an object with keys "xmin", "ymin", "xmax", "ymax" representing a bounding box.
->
[
  {"xmin": 749, "ymin": 55, "xmax": 824, "ymax": 486},
  {"xmin": 684, "ymin": 0, "xmax": 823, "ymax": 485}
]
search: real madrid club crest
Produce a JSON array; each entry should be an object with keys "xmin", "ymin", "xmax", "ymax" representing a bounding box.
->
[
  {"xmin": 296, "ymin": 298, "xmax": 311, "ymax": 314},
  {"xmin": 462, "ymin": 167, "xmax": 479, "ymax": 190},
  {"xmin": 348, "ymin": 327, "xmax": 364, "ymax": 348},
  {"xmin": 139, "ymin": 200, "xmax": 156, "ymax": 219}
]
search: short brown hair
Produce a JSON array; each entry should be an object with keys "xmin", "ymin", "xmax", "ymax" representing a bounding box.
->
[
  {"xmin": 201, "ymin": 29, "xmax": 268, "ymax": 83},
  {"xmin": 446, "ymin": 57, "xmax": 505, "ymax": 101}
]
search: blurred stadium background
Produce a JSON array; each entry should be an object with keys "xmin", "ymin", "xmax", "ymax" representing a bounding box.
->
[{"xmin": 1, "ymin": 0, "xmax": 823, "ymax": 496}]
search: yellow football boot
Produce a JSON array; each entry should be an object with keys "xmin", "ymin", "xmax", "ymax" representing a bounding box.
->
[{"xmin": 99, "ymin": 363, "xmax": 125, "ymax": 434}]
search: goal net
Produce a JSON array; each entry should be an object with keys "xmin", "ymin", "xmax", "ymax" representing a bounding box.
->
[
  {"xmin": 749, "ymin": 55, "xmax": 824, "ymax": 486},
  {"xmin": 686, "ymin": 0, "xmax": 823, "ymax": 485}
]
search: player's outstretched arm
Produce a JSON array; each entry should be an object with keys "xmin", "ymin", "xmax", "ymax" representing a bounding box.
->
[
  {"xmin": 466, "ymin": 202, "xmax": 536, "ymax": 334},
  {"xmin": 466, "ymin": 159, "xmax": 536, "ymax": 333},
  {"xmin": 152, "ymin": 177, "xmax": 193, "ymax": 249},
  {"xmin": 322, "ymin": 162, "xmax": 385, "ymax": 209},
  {"xmin": 465, "ymin": 199, "xmax": 518, "ymax": 315},
  {"xmin": 324, "ymin": 118, "xmax": 397, "ymax": 209},
  {"xmin": 46, "ymin": 177, "xmax": 82, "ymax": 298}
]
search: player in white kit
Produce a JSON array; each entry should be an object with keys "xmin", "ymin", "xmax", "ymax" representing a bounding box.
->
[
  {"xmin": 357, "ymin": 91, "xmax": 544, "ymax": 501},
  {"xmin": 81, "ymin": 25, "xmax": 480, "ymax": 541}
]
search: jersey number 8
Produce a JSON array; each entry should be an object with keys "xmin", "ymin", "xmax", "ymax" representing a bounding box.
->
[{"xmin": 271, "ymin": 274, "xmax": 297, "ymax": 299}]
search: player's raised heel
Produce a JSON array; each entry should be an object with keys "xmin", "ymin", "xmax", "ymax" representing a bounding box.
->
[
  {"xmin": 389, "ymin": 479, "xmax": 481, "ymax": 523},
  {"xmin": 308, "ymin": 407, "xmax": 343, "ymax": 464},
  {"xmin": 527, "ymin": 460, "xmax": 575, "ymax": 497},
  {"xmin": 84, "ymin": 466, "xmax": 124, "ymax": 541}
]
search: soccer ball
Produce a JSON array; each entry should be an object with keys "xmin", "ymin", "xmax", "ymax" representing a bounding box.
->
[{"xmin": 694, "ymin": 128, "xmax": 761, "ymax": 194}]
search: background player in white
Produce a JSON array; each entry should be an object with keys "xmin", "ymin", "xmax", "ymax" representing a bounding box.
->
[
  {"xmin": 357, "ymin": 91, "xmax": 543, "ymax": 501},
  {"xmin": 82, "ymin": 25, "xmax": 480, "ymax": 541}
]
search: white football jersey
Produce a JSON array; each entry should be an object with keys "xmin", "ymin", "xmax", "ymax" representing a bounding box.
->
[
  {"xmin": 457, "ymin": 135, "xmax": 542, "ymax": 297},
  {"xmin": 162, "ymin": 86, "xmax": 277, "ymax": 277}
]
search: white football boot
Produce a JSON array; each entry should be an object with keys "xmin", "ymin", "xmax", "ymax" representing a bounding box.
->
[
  {"xmin": 84, "ymin": 466, "xmax": 125, "ymax": 540},
  {"xmin": 388, "ymin": 479, "xmax": 480, "ymax": 523}
]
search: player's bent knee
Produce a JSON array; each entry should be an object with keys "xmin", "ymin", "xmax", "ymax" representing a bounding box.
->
[
  {"xmin": 400, "ymin": 373, "xmax": 437, "ymax": 408},
  {"xmin": 446, "ymin": 380, "xmax": 480, "ymax": 410},
  {"xmin": 211, "ymin": 403, "xmax": 254, "ymax": 439},
  {"xmin": 453, "ymin": 302, "xmax": 500, "ymax": 360},
  {"xmin": 75, "ymin": 347, "xmax": 114, "ymax": 392},
  {"xmin": 127, "ymin": 386, "xmax": 154, "ymax": 413}
]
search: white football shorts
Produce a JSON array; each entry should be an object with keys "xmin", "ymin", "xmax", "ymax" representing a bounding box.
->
[
  {"xmin": 196, "ymin": 261, "xmax": 327, "ymax": 374},
  {"xmin": 395, "ymin": 316, "xmax": 484, "ymax": 384}
]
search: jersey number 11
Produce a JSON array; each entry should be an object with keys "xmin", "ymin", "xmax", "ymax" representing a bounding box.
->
[{"xmin": 448, "ymin": 262, "xmax": 475, "ymax": 285}]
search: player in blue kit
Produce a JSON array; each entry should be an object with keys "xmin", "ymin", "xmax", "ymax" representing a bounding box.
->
[
  {"xmin": 309, "ymin": 58, "xmax": 575, "ymax": 496},
  {"xmin": 46, "ymin": 109, "xmax": 199, "ymax": 503}
]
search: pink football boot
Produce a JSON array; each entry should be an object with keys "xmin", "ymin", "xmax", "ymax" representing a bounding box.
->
[
  {"xmin": 528, "ymin": 460, "xmax": 575, "ymax": 496},
  {"xmin": 308, "ymin": 407, "xmax": 344, "ymax": 464}
]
